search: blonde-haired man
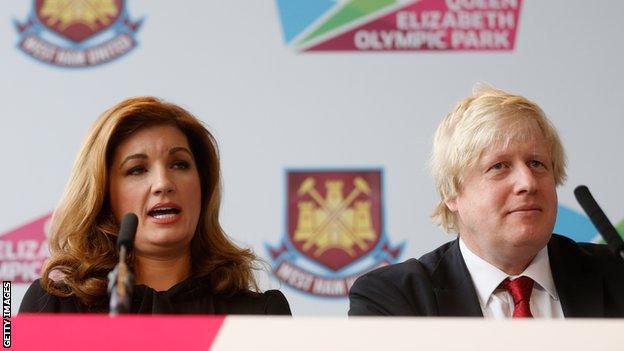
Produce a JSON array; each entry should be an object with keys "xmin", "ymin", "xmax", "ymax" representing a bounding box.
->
[{"xmin": 349, "ymin": 86, "xmax": 624, "ymax": 318}]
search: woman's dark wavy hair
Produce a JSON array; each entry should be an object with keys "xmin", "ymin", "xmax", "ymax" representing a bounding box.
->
[{"xmin": 41, "ymin": 96, "xmax": 258, "ymax": 306}]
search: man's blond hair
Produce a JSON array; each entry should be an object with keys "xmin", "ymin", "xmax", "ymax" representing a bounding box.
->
[{"xmin": 430, "ymin": 85, "xmax": 567, "ymax": 233}]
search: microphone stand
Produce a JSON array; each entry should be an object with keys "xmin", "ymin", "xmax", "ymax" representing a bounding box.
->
[
  {"xmin": 108, "ymin": 244, "xmax": 134, "ymax": 315},
  {"xmin": 575, "ymin": 185, "xmax": 624, "ymax": 262}
]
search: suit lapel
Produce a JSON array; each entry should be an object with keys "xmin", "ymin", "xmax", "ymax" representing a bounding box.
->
[
  {"xmin": 431, "ymin": 239, "xmax": 483, "ymax": 317},
  {"xmin": 549, "ymin": 234, "xmax": 604, "ymax": 317}
]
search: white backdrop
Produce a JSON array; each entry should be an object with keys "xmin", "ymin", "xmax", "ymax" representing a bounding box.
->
[{"xmin": 2, "ymin": 1, "xmax": 623, "ymax": 316}]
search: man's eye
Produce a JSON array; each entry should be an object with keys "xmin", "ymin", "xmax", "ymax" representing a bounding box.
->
[
  {"xmin": 529, "ymin": 160, "xmax": 545, "ymax": 168},
  {"xmin": 126, "ymin": 166, "xmax": 145, "ymax": 176},
  {"xmin": 172, "ymin": 161, "xmax": 190, "ymax": 169},
  {"xmin": 489, "ymin": 162, "xmax": 505, "ymax": 171}
]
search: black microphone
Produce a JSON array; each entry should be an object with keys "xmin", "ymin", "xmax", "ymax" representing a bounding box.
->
[
  {"xmin": 108, "ymin": 213, "xmax": 138, "ymax": 315},
  {"xmin": 117, "ymin": 213, "xmax": 138, "ymax": 251},
  {"xmin": 574, "ymin": 185, "xmax": 624, "ymax": 260}
]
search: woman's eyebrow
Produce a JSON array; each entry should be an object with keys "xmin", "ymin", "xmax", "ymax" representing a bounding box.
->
[
  {"xmin": 119, "ymin": 153, "xmax": 147, "ymax": 169},
  {"xmin": 169, "ymin": 147, "xmax": 192, "ymax": 156}
]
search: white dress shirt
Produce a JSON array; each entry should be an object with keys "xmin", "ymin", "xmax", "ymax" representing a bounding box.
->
[{"xmin": 459, "ymin": 238, "xmax": 565, "ymax": 318}]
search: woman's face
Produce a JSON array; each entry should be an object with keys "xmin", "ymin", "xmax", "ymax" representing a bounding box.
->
[{"xmin": 109, "ymin": 124, "xmax": 202, "ymax": 257}]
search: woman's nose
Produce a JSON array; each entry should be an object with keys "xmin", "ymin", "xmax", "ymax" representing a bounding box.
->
[{"xmin": 152, "ymin": 168, "xmax": 175, "ymax": 195}]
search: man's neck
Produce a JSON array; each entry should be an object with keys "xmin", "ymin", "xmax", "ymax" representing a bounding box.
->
[{"xmin": 460, "ymin": 235, "xmax": 537, "ymax": 276}]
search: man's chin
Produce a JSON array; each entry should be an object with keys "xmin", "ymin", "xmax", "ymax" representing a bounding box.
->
[{"xmin": 506, "ymin": 227, "xmax": 551, "ymax": 246}]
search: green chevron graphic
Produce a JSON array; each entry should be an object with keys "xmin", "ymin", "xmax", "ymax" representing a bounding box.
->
[{"xmin": 298, "ymin": 0, "xmax": 397, "ymax": 45}]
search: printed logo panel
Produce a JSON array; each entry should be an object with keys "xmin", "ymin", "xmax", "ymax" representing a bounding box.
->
[
  {"xmin": 15, "ymin": 0, "xmax": 142, "ymax": 67},
  {"xmin": 276, "ymin": 0, "xmax": 523, "ymax": 52},
  {"xmin": 288, "ymin": 171, "xmax": 382, "ymax": 271},
  {"xmin": 0, "ymin": 213, "xmax": 51, "ymax": 284},
  {"xmin": 267, "ymin": 169, "xmax": 404, "ymax": 297},
  {"xmin": 35, "ymin": 0, "xmax": 124, "ymax": 43}
]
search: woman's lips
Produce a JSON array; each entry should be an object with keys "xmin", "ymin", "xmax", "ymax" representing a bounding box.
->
[
  {"xmin": 147, "ymin": 203, "xmax": 182, "ymax": 224},
  {"xmin": 148, "ymin": 211, "xmax": 182, "ymax": 225},
  {"xmin": 147, "ymin": 202, "xmax": 182, "ymax": 224}
]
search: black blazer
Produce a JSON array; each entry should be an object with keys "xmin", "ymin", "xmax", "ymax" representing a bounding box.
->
[
  {"xmin": 20, "ymin": 276, "xmax": 291, "ymax": 315},
  {"xmin": 349, "ymin": 234, "xmax": 624, "ymax": 317}
]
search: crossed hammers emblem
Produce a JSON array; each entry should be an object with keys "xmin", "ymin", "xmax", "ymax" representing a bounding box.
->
[{"xmin": 296, "ymin": 176, "xmax": 374, "ymax": 256}]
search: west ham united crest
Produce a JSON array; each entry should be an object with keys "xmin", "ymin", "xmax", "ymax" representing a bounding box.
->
[
  {"xmin": 267, "ymin": 169, "xmax": 403, "ymax": 297},
  {"xmin": 15, "ymin": 0, "xmax": 142, "ymax": 67}
]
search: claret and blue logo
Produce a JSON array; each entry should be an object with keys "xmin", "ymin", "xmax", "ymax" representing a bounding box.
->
[
  {"xmin": 15, "ymin": 0, "xmax": 142, "ymax": 68},
  {"xmin": 267, "ymin": 169, "xmax": 404, "ymax": 297}
]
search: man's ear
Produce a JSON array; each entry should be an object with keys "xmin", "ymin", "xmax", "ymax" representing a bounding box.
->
[{"xmin": 445, "ymin": 197, "xmax": 458, "ymax": 212}]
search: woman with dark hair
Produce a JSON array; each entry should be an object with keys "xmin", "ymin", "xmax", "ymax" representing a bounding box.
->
[{"xmin": 20, "ymin": 97, "xmax": 291, "ymax": 315}]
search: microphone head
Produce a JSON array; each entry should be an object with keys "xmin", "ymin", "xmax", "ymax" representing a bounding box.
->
[
  {"xmin": 117, "ymin": 213, "xmax": 138, "ymax": 250},
  {"xmin": 574, "ymin": 185, "xmax": 591, "ymax": 202},
  {"xmin": 574, "ymin": 185, "xmax": 597, "ymax": 215},
  {"xmin": 573, "ymin": 185, "xmax": 624, "ymax": 255}
]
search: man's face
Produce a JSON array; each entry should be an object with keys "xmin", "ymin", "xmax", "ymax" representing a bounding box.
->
[{"xmin": 446, "ymin": 131, "xmax": 558, "ymax": 273}]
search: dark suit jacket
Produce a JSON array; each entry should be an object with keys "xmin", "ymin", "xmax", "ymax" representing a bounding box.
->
[{"xmin": 349, "ymin": 234, "xmax": 624, "ymax": 317}]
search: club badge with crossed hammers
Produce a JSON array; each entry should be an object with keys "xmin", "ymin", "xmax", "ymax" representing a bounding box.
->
[{"xmin": 294, "ymin": 176, "xmax": 376, "ymax": 256}]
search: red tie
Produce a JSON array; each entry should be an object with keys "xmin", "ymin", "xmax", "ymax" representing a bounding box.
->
[{"xmin": 500, "ymin": 276, "xmax": 534, "ymax": 318}]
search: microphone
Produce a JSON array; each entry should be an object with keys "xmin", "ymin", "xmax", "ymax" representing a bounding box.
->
[
  {"xmin": 108, "ymin": 213, "xmax": 138, "ymax": 315},
  {"xmin": 117, "ymin": 213, "xmax": 138, "ymax": 251},
  {"xmin": 574, "ymin": 185, "xmax": 624, "ymax": 261}
]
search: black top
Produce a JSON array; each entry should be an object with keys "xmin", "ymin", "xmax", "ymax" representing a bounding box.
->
[
  {"xmin": 19, "ymin": 276, "xmax": 291, "ymax": 315},
  {"xmin": 349, "ymin": 234, "xmax": 624, "ymax": 317}
]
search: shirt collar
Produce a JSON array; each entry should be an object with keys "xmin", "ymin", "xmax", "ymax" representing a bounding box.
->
[
  {"xmin": 459, "ymin": 238, "xmax": 559, "ymax": 309},
  {"xmin": 519, "ymin": 245, "xmax": 559, "ymax": 301}
]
